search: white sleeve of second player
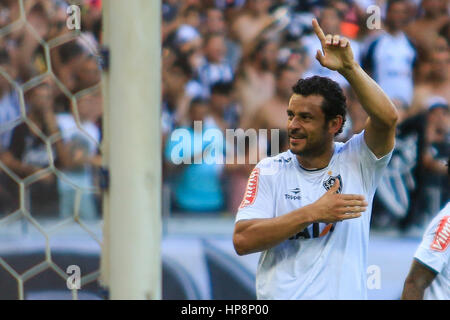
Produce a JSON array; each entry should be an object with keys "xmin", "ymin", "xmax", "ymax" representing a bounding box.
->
[
  {"xmin": 414, "ymin": 207, "xmax": 450, "ymax": 274},
  {"xmin": 235, "ymin": 161, "xmax": 275, "ymax": 223}
]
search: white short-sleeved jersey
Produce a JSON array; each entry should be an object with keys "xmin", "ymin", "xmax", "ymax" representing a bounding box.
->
[
  {"xmin": 235, "ymin": 131, "xmax": 392, "ymax": 300},
  {"xmin": 414, "ymin": 202, "xmax": 450, "ymax": 300}
]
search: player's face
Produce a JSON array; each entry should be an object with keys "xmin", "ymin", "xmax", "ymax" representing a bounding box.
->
[
  {"xmin": 287, "ymin": 94, "xmax": 333, "ymax": 157},
  {"xmin": 386, "ymin": 2, "xmax": 409, "ymax": 30},
  {"xmin": 320, "ymin": 8, "xmax": 341, "ymax": 34},
  {"xmin": 277, "ymin": 70, "xmax": 299, "ymax": 100}
]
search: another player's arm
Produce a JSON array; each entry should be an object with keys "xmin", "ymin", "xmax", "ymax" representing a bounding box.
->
[
  {"xmin": 401, "ymin": 259, "xmax": 437, "ymax": 300},
  {"xmin": 233, "ymin": 179, "xmax": 367, "ymax": 255},
  {"xmin": 312, "ymin": 19, "xmax": 398, "ymax": 158}
]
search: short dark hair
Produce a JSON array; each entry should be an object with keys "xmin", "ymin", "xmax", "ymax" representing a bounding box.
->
[
  {"xmin": 211, "ymin": 81, "xmax": 233, "ymax": 95},
  {"xmin": 190, "ymin": 97, "xmax": 209, "ymax": 108},
  {"xmin": 203, "ymin": 32, "xmax": 225, "ymax": 47},
  {"xmin": 292, "ymin": 76, "xmax": 347, "ymax": 136},
  {"xmin": 275, "ymin": 64, "xmax": 297, "ymax": 79},
  {"xmin": 59, "ymin": 42, "xmax": 84, "ymax": 64},
  {"xmin": 249, "ymin": 38, "xmax": 274, "ymax": 60},
  {"xmin": 182, "ymin": 5, "xmax": 200, "ymax": 17},
  {"xmin": 386, "ymin": 0, "xmax": 407, "ymax": 12},
  {"xmin": 321, "ymin": 5, "xmax": 344, "ymax": 20}
]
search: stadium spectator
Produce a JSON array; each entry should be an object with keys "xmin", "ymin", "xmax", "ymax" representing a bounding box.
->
[
  {"xmin": 236, "ymin": 37, "xmax": 278, "ymax": 128},
  {"xmin": 15, "ymin": 2, "xmax": 51, "ymax": 82},
  {"xmin": 0, "ymin": 0, "xmax": 105, "ymax": 219},
  {"xmin": 276, "ymin": 44, "xmax": 309, "ymax": 76},
  {"xmin": 209, "ymin": 81, "xmax": 241, "ymax": 132},
  {"xmin": 0, "ymin": 81, "xmax": 73, "ymax": 216},
  {"xmin": 339, "ymin": 87, "xmax": 369, "ymax": 140},
  {"xmin": 165, "ymin": 98, "xmax": 225, "ymax": 213},
  {"xmin": 330, "ymin": 0, "xmax": 365, "ymax": 39},
  {"xmin": 171, "ymin": 6, "xmax": 203, "ymax": 52},
  {"xmin": 56, "ymin": 93, "xmax": 102, "ymax": 220},
  {"xmin": 408, "ymin": 49, "xmax": 450, "ymax": 117},
  {"xmin": 162, "ymin": 0, "xmax": 180, "ymax": 25},
  {"xmin": 73, "ymin": 54, "xmax": 102, "ymax": 92},
  {"xmin": 231, "ymin": 0, "xmax": 274, "ymax": 45},
  {"xmin": 0, "ymin": 48, "xmax": 20, "ymax": 216},
  {"xmin": 0, "ymin": 49, "xmax": 20, "ymax": 150},
  {"xmin": 397, "ymin": 97, "xmax": 449, "ymax": 232},
  {"xmin": 406, "ymin": 0, "xmax": 449, "ymax": 61},
  {"xmin": 81, "ymin": 0, "xmax": 103, "ymax": 42},
  {"xmin": 203, "ymin": 7, "xmax": 242, "ymax": 71},
  {"xmin": 51, "ymin": 41, "xmax": 86, "ymax": 94},
  {"xmin": 180, "ymin": 5, "xmax": 202, "ymax": 31},
  {"xmin": 247, "ymin": 64, "xmax": 297, "ymax": 134},
  {"xmin": 303, "ymin": 5, "xmax": 362, "ymax": 89},
  {"xmin": 362, "ymin": 0, "xmax": 417, "ymax": 105},
  {"xmin": 162, "ymin": 45, "xmax": 200, "ymax": 125},
  {"xmin": 203, "ymin": 7, "xmax": 226, "ymax": 34},
  {"xmin": 197, "ymin": 33, "xmax": 234, "ymax": 97},
  {"xmin": 181, "ymin": 42, "xmax": 208, "ymax": 101}
]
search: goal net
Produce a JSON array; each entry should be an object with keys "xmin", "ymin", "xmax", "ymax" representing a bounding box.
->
[{"xmin": 0, "ymin": 0, "xmax": 161, "ymax": 300}]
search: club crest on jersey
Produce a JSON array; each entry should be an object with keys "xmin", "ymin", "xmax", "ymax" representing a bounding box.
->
[
  {"xmin": 274, "ymin": 156, "xmax": 292, "ymax": 164},
  {"xmin": 323, "ymin": 175, "xmax": 342, "ymax": 194},
  {"xmin": 239, "ymin": 168, "xmax": 260, "ymax": 209},
  {"xmin": 431, "ymin": 216, "xmax": 450, "ymax": 252}
]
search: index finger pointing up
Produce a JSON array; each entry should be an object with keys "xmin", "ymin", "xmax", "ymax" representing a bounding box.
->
[{"xmin": 312, "ymin": 18, "xmax": 326, "ymax": 45}]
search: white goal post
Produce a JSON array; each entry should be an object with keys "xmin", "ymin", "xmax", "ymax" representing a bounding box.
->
[{"xmin": 100, "ymin": 0, "xmax": 162, "ymax": 300}]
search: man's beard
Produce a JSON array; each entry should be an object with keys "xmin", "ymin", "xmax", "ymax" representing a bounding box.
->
[
  {"xmin": 289, "ymin": 130, "xmax": 329, "ymax": 158},
  {"xmin": 290, "ymin": 140, "xmax": 326, "ymax": 158}
]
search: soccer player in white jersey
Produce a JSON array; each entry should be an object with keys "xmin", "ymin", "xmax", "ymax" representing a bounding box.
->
[
  {"xmin": 232, "ymin": 19, "xmax": 399, "ymax": 300},
  {"xmin": 402, "ymin": 201, "xmax": 450, "ymax": 300}
]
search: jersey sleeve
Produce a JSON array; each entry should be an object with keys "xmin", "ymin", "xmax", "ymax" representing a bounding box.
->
[
  {"xmin": 235, "ymin": 160, "xmax": 275, "ymax": 223},
  {"xmin": 414, "ymin": 212, "xmax": 450, "ymax": 274},
  {"xmin": 342, "ymin": 130, "xmax": 393, "ymax": 195}
]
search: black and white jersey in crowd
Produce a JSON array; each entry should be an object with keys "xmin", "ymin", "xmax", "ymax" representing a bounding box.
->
[{"xmin": 363, "ymin": 31, "xmax": 417, "ymax": 105}]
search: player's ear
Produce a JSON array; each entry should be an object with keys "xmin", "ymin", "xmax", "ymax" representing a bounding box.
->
[{"xmin": 328, "ymin": 115, "xmax": 343, "ymax": 135}]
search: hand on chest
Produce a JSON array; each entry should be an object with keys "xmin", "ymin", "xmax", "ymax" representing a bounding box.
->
[{"xmin": 278, "ymin": 171, "xmax": 344, "ymax": 209}]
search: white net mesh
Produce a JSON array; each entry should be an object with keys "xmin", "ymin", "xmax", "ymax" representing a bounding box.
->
[{"xmin": 0, "ymin": 0, "xmax": 103, "ymax": 300}]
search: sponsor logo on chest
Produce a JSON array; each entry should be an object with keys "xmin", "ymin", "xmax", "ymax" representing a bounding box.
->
[{"xmin": 284, "ymin": 187, "xmax": 301, "ymax": 201}]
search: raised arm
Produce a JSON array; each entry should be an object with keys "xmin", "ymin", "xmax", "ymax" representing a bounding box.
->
[{"xmin": 312, "ymin": 19, "xmax": 398, "ymax": 158}]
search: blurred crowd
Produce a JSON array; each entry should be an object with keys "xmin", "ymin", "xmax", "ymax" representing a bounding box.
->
[
  {"xmin": 0, "ymin": 0, "xmax": 103, "ymax": 220},
  {"xmin": 162, "ymin": 0, "xmax": 449, "ymax": 233},
  {"xmin": 0, "ymin": 0, "xmax": 448, "ymax": 234}
]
